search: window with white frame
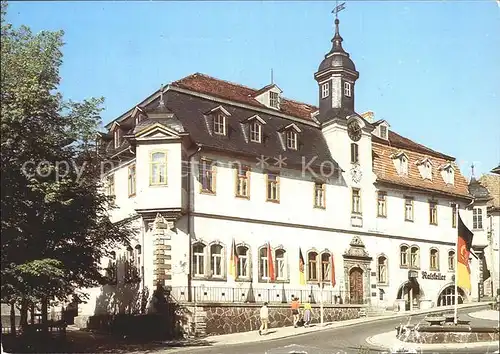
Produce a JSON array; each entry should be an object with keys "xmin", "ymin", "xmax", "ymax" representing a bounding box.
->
[
  {"xmin": 266, "ymin": 172, "xmax": 280, "ymax": 202},
  {"xmin": 343, "ymin": 82, "xmax": 352, "ymax": 97},
  {"xmin": 314, "ymin": 182, "xmax": 326, "ymax": 208},
  {"xmin": 451, "ymin": 203, "xmax": 457, "ymax": 228},
  {"xmin": 209, "ymin": 244, "xmax": 223, "ymax": 278},
  {"xmin": 321, "ymin": 253, "xmax": 331, "ymax": 282},
  {"xmin": 379, "ymin": 125, "xmax": 388, "ymax": 140},
  {"xmin": 128, "ymin": 164, "xmax": 136, "ymax": 197},
  {"xmin": 259, "ymin": 246, "xmax": 269, "ymax": 280},
  {"xmin": 405, "ymin": 197, "xmax": 414, "ymax": 221},
  {"xmin": 321, "ymin": 82, "xmax": 330, "ymax": 99},
  {"xmin": 429, "ymin": 201, "xmax": 438, "ymax": 225},
  {"xmin": 213, "ymin": 114, "xmax": 226, "ymax": 135},
  {"xmin": 400, "ymin": 245, "xmax": 409, "ymax": 267},
  {"xmin": 307, "ymin": 251, "xmax": 318, "ymax": 281},
  {"xmin": 250, "ymin": 121, "xmax": 262, "ymax": 143},
  {"xmin": 192, "ymin": 243, "xmax": 205, "ymax": 277},
  {"xmin": 430, "ymin": 248, "xmax": 439, "ymax": 271},
  {"xmin": 400, "ymin": 156, "xmax": 409, "ymax": 175},
  {"xmin": 377, "ymin": 191, "xmax": 387, "ymax": 217},
  {"xmin": 377, "ymin": 256, "xmax": 388, "ymax": 284},
  {"xmin": 410, "ymin": 246, "xmax": 420, "ymax": 269},
  {"xmin": 106, "ymin": 174, "xmax": 115, "ymax": 196},
  {"xmin": 150, "ymin": 151, "xmax": 167, "ymax": 185},
  {"xmin": 286, "ymin": 130, "xmax": 297, "ymax": 150},
  {"xmin": 114, "ymin": 129, "xmax": 121, "ymax": 149},
  {"xmin": 237, "ymin": 245, "xmax": 249, "ymax": 278},
  {"xmin": 235, "ymin": 165, "xmax": 250, "ymax": 198},
  {"xmin": 199, "ymin": 158, "xmax": 216, "ymax": 194},
  {"xmin": 275, "ymin": 249, "xmax": 286, "ymax": 280},
  {"xmin": 270, "ymin": 91, "xmax": 280, "ymax": 108},
  {"xmin": 352, "ymin": 188, "xmax": 361, "ymax": 214},
  {"xmin": 473, "ymin": 207, "xmax": 483, "ymax": 229},
  {"xmin": 448, "ymin": 250, "xmax": 455, "ymax": 271}
]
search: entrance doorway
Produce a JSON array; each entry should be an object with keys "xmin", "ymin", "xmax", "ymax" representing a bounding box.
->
[
  {"xmin": 397, "ymin": 280, "xmax": 422, "ymax": 310},
  {"xmin": 437, "ymin": 285, "xmax": 465, "ymax": 306},
  {"xmin": 349, "ymin": 267, "xmax": 364, "ymax": 304}
]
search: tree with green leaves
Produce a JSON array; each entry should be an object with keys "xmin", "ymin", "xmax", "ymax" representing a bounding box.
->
[{"xmin": 1, "ymin": 1, "xmax": 133, "ymax": 333}]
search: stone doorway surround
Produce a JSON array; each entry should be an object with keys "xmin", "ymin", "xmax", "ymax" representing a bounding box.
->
[{"xmin": 343, "ymin": 235, "xmax": 372, "ymax": 304}]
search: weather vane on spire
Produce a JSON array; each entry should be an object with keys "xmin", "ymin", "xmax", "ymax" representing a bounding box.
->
[{"xmin": 332, "ymin": 1, "xmax": 346, "ymax": 20}]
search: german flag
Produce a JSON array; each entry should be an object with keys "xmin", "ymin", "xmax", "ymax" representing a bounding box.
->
[
  {"xmin": 299, "ymin": 247, "xmax": 306, "ymax": 285},
  {"xmin": 228, "ymin": 238, "xmax": 238, "ymax": 280},
  {"xmin": 457, "ymin": 212, "xmax": 474, "ymax": 291}
]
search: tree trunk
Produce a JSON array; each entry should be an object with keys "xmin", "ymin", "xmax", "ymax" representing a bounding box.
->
[
  {"xmin": 10, "ymin": 301, "xmax": 16, "ymax": 336},
  {"xmin": 19, "ymin": 298, "xmax": 29, "ymax": 332},
  {"xmin": 30, "ymin": 303, "xmax": 35, "ymax": 325},
  {"xmin": 41, "ymin": 296, "xmax": 48, "ymax": 336}
]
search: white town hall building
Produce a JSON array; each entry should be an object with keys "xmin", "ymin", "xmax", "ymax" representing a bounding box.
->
[{"xmin": 78, "ymin": 17, "xmax": 482, "ymax": 319}]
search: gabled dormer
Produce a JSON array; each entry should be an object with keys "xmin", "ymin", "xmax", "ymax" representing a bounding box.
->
[
  {"xmin": 416, "ymin": 157, "xmax": 433, "ymax": 181},
  {"xmin": 241, "ymin": 114, "xmax": 266, "ymax": 143},
  {"xmin": 391, "ymin": 150, "xmax": 409, "ymax": 176},
  {"xmin": 278, "ymin": 123, "xmax": 301, "ymax": 151},
  {"xmin": 439, "ymin": 162, "xmax": 455, "ymax": 185},
  {"xmin": 131, "ymin": 106, "xmax": 146, "ymax": 125},
  {"xmin": 254, "ymin": 84, "xmax": 282, "ymax": 110},
  {"xmin": 374, "ymin": 120, "xmax": 390, "ymax": 140},
  {"xmin": 204, "ymin": 105, "xmax": 231, "ymax": 136},
  {"xmin": 111, "ymin": 122, "xmax": 122, "ymax": 149}
]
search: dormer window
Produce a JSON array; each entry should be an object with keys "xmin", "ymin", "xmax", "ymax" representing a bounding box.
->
[
  {"xmin": 343, "ymin": 82, "xmax": 352, "ymax": 97},
  {"xmin": 417, "ymin": 158, "xmax": 433, "ymax": 180},
  {"xmin": 440, "ymin": 163, "xmax": 455, "ymax": 185},
  {"xmin": 321, "ymin": 82, "xmax": 330, "ymax": 99},
  {"xmin": 286, "ymin": 130, "xmax": 297, "ymax": 150},
  {"xmin": 270, "ymin": 91, "xmax": 280, "ymax": 109},
  {"xmin": 114, "ymin": 129, "xmax": 121, "ymax": 149},
  {"xmin": 380, "ymin": 125, "xmax": 387, "ymax": 140},
  {"xmin": 250, "ymin": 121, "xmax": 262, "ymax": 143},
  {"xmin": 213, "ymin": 113, "xmax": 226, "ymax": 135},
  {"xmin": 392, "ymin": 151, "xmax": 409, "ymax": 176}
]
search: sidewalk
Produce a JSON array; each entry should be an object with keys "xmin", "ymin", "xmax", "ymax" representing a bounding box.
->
[{"xmin": 184, "ymin": 302, "xmax": 490, "ymax": 347}]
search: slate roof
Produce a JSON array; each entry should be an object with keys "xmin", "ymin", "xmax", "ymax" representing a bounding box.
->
[
  {"xmin": 478, "ymin": 174, "xmax": 500, "ymax": 210},
  {"xmin": 469, "ymin": 177, "xmax": 491, "ymax": 201}
]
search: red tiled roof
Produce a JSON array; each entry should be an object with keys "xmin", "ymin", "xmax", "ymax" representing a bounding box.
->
[{"xmin": 171, "ymin": 73, "xmax": 317, "ymax": 121}]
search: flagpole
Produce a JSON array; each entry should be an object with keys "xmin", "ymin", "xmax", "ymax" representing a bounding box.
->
[{"xmin": 454, "ymin": 229, "xmax": 459, "ymax": 325}]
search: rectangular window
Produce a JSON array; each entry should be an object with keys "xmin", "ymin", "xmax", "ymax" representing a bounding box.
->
[
  {"xmin": 213, "ymin": 114, "xmax": 226, "ymax": 135},
  {"xmin": 377, "ymin": 191, "xmax": 387, "ymax": 217},
  {"xmin": 199, "ymin": 159, "xmax": 216, "ymax": 194},
  {"xmin": 405, "ymin": 197, "xmax": 414, "ymax": 221},
  {"xmin": 249, "ymin": 122, "xmax": 262, "ymax": 143},
  {"xmin": 128, "ymin": 164, "xmax": 136, "ymax": 197},
  {"xmin": 380, "ymin": 125, "xmax": 387, "ymax": 139},
  {"xmin": 430, "ymin": 250, "xmax": 439, "ymax": 271},
  {"xmin": 400, "ymin": 247, "xmax": 409, "ymax": 267},
  {"xmin": 107, "ymin": 174, "xmax": 115, "ymax": 196},
  {"xmin": 150, "ymin": 151, "xmax": 167, "ymax": 185},
  {"xmin": 429, "ymin": 201, "xmax": 438, "ymax": 225},
  {"xmin": 266, "ymin": 172, "xmax": 280, "ymax": 202},
  {"xmin": 352, "ymin": 188, "xmax": 361, "ymax": 214},
  {"xmin": 210, "ymin": 245, "xmax": 223, "ymax": 277},
  {"xmin": 350, "ymin": 143, "xmax": 359, "ymax": 164},
  {"xmin": 192, "ymin": 245, "xmax": 205, "ymax": 277},
  {"xmin": 286, "ymin": 131, "xmax": 297, "ymax": 150},
  {"xmin": 321, "ymin": 82, "xmax": 330, "ymax": 99},
  {"xmin": 235, "ymin": 165, "xmax": 250, "ymax": 198},
  {"xmin": 260, "ymin": 248, "xmax": 269, "ymax": 279},
  {"xmin": 473, "ymin": 207, "xmax": 483, "ymax": 229},
  {"xmin": 314, "ymin": 182, "xmax": 326, "ymax": 208},
  {"xmin": 275, "ymin": 250, "xmax": 286, "ymax": 280},
  {"xmin": 114, "ymin": 129, "xmax": 121, "ymax": 149},
  {"xmin": 451, "ymin": 203, "xmax": 457, "ymax": 228},
  {"xmin": 448, "ymin": 251, "xmax": 455, "ymax": 271},
  {"xmin": 307, "ymin": 253, "xmax": 318, "ymax": 281},
  {"xmin": 343, "ymin": 82, "xmax": 352, "ymax": 97},
  {"xmin": 270, "ymin": 91, "xmax": 279, "ymax": 108}
]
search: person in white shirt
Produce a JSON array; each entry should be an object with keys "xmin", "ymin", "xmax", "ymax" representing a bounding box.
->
[{"xmin": 259, "ymin": 302, "xmax": 269, "ymax": 335}]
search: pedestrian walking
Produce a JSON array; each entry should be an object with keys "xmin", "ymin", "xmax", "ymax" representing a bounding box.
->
[
  {"xmin": 291, "ymin": 297, "xmax": 300, "ymax": 328},
  {"xmin": 303, "ymin": 301, "xmax": 312, "ymax": 327},
  {"xmin": 259, "ymin": 302, "xmax": 269, "ymax": 335}
]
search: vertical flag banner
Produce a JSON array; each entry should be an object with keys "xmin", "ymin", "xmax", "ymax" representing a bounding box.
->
[
  {"xmin": 299, "ymin": 247, "xmax": 306, "ymax": 285},
  {"xmin": 457, "ymin": 212, "xmax": 474, "ymax": 291},
  {"xmin": 229, "ymin": 238, "xmax": 238, "ymax": 280},
  {"xmin": 331, "ymin": 255, "xmax": 336, "ymax": 288},
  {"xmin": 267, "ymin": 242, "xmax": 275, "ymax": 282}
]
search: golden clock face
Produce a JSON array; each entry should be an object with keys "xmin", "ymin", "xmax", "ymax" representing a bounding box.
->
[{"xmin": 348, "ymin": 121, "xmax": 362, "ymax": 142}]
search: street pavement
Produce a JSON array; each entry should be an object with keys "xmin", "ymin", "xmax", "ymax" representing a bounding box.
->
[{"xmin": 167, "ymin": 306, "xmax": 499, "ymax": 354}]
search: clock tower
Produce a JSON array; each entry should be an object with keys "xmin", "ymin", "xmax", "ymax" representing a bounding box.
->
[{"xmin": 314, "ymin": 18, "xmax": 359, "ymax": 125}]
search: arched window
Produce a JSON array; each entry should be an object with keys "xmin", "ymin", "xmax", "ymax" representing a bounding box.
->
[
  {"xmin": 448, "ymin": 250, "xmax": 455, "ymax": 271},
  {"xmin": 430, "ymin": 248, "xmax": 439, "ymax": 271},
  {"xmin": 210, "ymin": 244, "xmax": 223, "ymax": 278},
  {"xmin": 150, "ymin": 151, "xmax": 167, "ymax": 185},
  {"xmin": 237, "ymin": 245, "xmax": 249, "ymax": 278},
  {"xmin": 192, "ymin": 243, "xmax": 205, "ymax": 277},
  {"xmin": 410, "ymin": 246, "xmax": 420, "ymax": 269},
  {"xmin": 259, "ymin": 246, "xmax": 269, "ymax": 280},
  {"xmin": 275, "ymin": 249, "xmax": 286, "ymax": 280},
  {"xmin": 307, "ymin": 251, "xmax": 318, "ymax": 281},
  {"xmin": 400, "ymin": 245, "xmax": 409, "ymax": 267},
  {"xmin": 321, "ymin": 253, "xmax": 331, "ymax": 282},
  {"xmin": 377, "ymin": 255, "xmax": 388, "ymax": 284}
]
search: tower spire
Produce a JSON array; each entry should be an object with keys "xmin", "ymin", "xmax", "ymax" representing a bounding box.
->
[
  {"xmin": 329, "ymin": 2, "xmax": 347, "ymax": 56},
  {"xmin": 471, "ymin": 163, "xmax": 476, "ymax": 180}
]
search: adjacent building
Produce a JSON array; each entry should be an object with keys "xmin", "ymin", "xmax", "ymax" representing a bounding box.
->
[{"xmin": 78, "ymin": 17, "xmax": 480, "ymax": 320}]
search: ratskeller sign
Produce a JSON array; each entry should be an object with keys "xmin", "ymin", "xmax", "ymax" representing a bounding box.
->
[{"xmin": 421, "ymin": 271, "xmax": 446, "ymax": 280}]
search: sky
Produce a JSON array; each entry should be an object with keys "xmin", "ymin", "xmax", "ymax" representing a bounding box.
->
[{"xmin": 6, "ymin": 1, "xmax": 500, "ymax": 177}]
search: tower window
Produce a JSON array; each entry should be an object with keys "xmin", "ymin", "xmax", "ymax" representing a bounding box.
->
[
  {"xmin": 343, "ymin": 82, "xmax": 352, "ymax": 97},
  {"xmin": 321, "ymin": 82, "xmax": 330, "ymax": 99},
  {"xmin": 350, "ymin": 143, "xmax": 359, "ymax": 164}
]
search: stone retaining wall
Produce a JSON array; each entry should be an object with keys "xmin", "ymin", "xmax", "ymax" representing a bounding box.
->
[{"xmin": 191, "ymin": 303, "xmax": 363, "ymax": 336}]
